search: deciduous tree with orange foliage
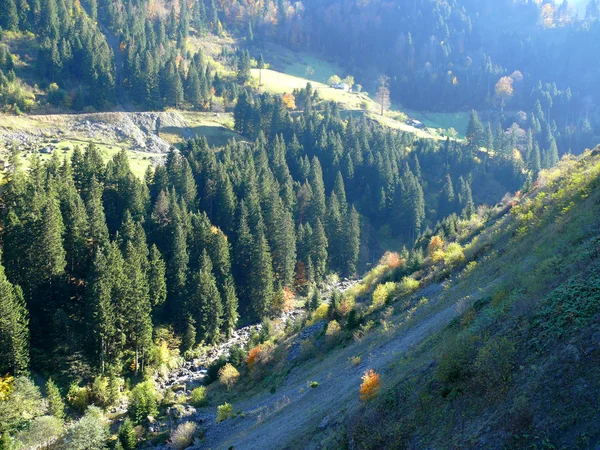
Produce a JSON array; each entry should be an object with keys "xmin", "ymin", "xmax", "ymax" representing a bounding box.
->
[
  {"xmin": 360, "ymin": 369, "xmax": 381, "ymax": 402},
  {"xmin": 379, "ymin": 251, "xmax": 403, "ymax": 268},
  {"xmin": 427, "ymin": 236, "xmax": 444, "ymax": 258},
  {"xmin": 247, "ymin": 346, "xmax": 261, "ymax": 371}
]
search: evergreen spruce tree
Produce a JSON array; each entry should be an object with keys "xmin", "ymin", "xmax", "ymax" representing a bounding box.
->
[
  {"xmin": 86, "ymin": 176, "xmax": 109, "ymax": 252},
  {"xmin": 118, "ymin": 418, "xmax": 136, "ymax": 450},
  {"xmin": 268, "ymin": 196, "xmax": 296, "ymax": 287},
  {"xmin": 88, "ymin": 0, "xmax": 98, "ymax": 22},
  {"xmin": 0, "ymin": 252, "xmax": 29, "ymax": 375},
  {"xmin": 163, "ymin": 61, "xmax": 184, "ymax": 107},
  {"xmin": 167, "ymin": 218, "xmax": 189, "ymax": 330},
  {"xmin": 342, "ymin": 206, "xmax": 360, "ymax": 276},
  {"xmin": 183, "ymin": 318, "xmax": 196, "ymax": 352},
  {"xmin": 440, "ymin": 174, "xmax": 455, "ymax": 217},
  {"xmin": 466, "ymin": 109, "xmax": 484, "ymax": 153},
  {"xmin": 40, "ymin": 0, "xmax": 59, "ymax": 39},
  {"xmin": 189, "ymin": 250, "xmax": 223, "ymax": 345},
  {"xmin": 250, "ymin": 226, "xmax": 274, "ymax": 320},
  {"xmin": 531, "ymin": 140, "xmax": 542, "ymax": 174},
  {"xmin": 45, "ymin": 378, "xmax": 65, "ymax": 419},
  {"xmin": 222, "ymin": 278, "xmax": 238, "ymax": 337},
  {"xmin": 525, "ymin": 128, "xmax": 534, "ymax": 166},
  {"xmin": 209, "ymin": 229, "xmax": 233, "ymax": 288},
  {"xmin": 236, "ymin": 50, "xmax": 251, "ymax": 84},
  {"xmin": 147, "ymin": 244, "xmax": 167, "ymax": 307},
  {"xmin": 485, "ymin": 122, "xmax": 494, "ymax": 152},
  {"xmin": 309, "ymin": 157, "xmax": 326, "ymax": 222},
  {"xmin": 459, "ymin": 177, "xmax": 475, "ymax": 219},
  {"xmin": 233, "ymin": 201, "xmax": 254, "ymax": 310},
  {"xmin": 333, "ymin": 171, "xmax": 348, "ymax": 215},
  {"xmin": 257, "ymin": 53, "xmax": 265, "ymax": 85},
  {"xmin": 185, "ymin": 64, "xmax": 202, "ymax": 108},
  {"xmin": 310, "ymin": 219, "xmax": 328, "ymax": 284},
  {"xmin": 35, "ymin": 195, "xmax": 67, "ymax": 286},
  {"xmin": 0, "ymin": 0, "xmax": 19, "ymax": 31},
  {"xmin": 326, "ymin": 192, "xmax": 344, "ymax": 272},
  {"xmin": 88, "ymin": 243, "xmax": 125, "ymax": 374},
  {"xmin": 547, "ymin": 138, "xmax": 560, "ymax": 168},
  {"xmin": 215, "ymin": 168, "xmax": 236, "ymax": 234},
  {"xmin": 207, "ymin": 0, "xmax": 218, "ymax": 30},
  {"xmin": 60, "ymin": 185, "xmax": 89, "ymax": 277},
  {"xmin": 123, "ymin": 242, "xmax": 152, "ymax": 375},
  {"xmin": 307, "ymin": 283, "xmax": 321, "ymax": 311}
]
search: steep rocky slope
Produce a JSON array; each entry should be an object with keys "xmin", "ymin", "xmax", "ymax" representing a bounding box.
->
[{"xmin": 162, "ymin": 149, "xmax": 600, "ymax": 450}]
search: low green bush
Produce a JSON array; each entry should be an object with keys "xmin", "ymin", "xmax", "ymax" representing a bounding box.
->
[
  {"xmin": 216, "ymin": 403, "xmax": 233, "ymax": 423},
  {"xmin": 190, "ymin": 387, "xmax": 207, "ymax": 407}
]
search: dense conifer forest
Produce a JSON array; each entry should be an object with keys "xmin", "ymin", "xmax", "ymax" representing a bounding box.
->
[{"xmin": 0, "ymin": 0, "xmax": 599, "ymax": 449}]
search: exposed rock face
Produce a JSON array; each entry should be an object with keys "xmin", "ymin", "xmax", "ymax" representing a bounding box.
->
[{"xmin": 0, "ymin": 111, "xmax": 192, "ymax": 155}]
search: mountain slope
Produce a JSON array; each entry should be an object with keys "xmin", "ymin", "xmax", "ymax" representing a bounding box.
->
[
  {"xmin": 347, "ymin": 149, "xmax": 600, "ymax": 449},
  {"xmin": 188, "ymin": 148, "xmax": 600, "ymax": 449}
]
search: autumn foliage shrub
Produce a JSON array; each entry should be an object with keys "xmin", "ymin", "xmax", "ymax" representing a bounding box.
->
[
  {"xmin": 247, "ymin": 346, "xmax": 261, "ymax": 371},
  {"xmin": 169, "ymin": 422, "xmax": 197, "ymax": 449},
  {"xmin": 427, "ymin": 236, "xmax": 444, "ymax": 258},
  {"xmin": 246, "ymin": 342, "xmax": 275, "ymax": 374},
  {"xmin": 379, "ymin": 251, "xmax": 403, "ymax": 268},
  {"xmin": 325, "ymin": 320, "xmax": 342, "ymax": 344},
  {"xmin": 0, "ymin": 374, "xmax": 14, "ymax": 401},
  {"xmin": 444, "ymin": 242, "xmax": 465, "ymax": 267},
  {"xmin": 360, "ymin": 369, "xmax": 381, "ymax": 402},
  {"xmin": 397, "ymin": 277, "xmax": 420, "ymax": 297},
  {"xmin": 218, "ymin": 363, "xmax": 240, "ymax": 391},
  {"xmin": 282, "ymin": 93, "xmax": 296, "ymax": 109},
  {"xmin": 282, "ymin": 287, "xmax": 296, "ymax": 312},
  {"xmin": 190, "ymin": 387, "xmax": 207, "ymax": 407}
]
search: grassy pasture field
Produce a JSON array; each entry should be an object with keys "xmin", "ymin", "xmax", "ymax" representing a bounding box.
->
[
  {"xmin": 0, "ymin": 137, "xmax": 154, "ymax": 179},
  {"xmin": 160, "ymin": 111, "xmax": 242, "ymax": 147},
  {"xmin": 254, "ymin": 68, "xmax": 450, "ymax": 141},
  {"xmin": 252, "ymin": 68, "xmax": 370, "ymax": 107},
  {"xmin": 403, "ymin": 109, "xmax": 471, "ymax": 137},
  {"xmin": 251, "ymin": 43, "xmax": 466, "ymax": 141},
  {"xmin": 257, "ymin": 42, "xmax": 347, "ymax": 85}
]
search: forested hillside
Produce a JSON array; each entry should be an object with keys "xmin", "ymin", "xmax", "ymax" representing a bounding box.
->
[
  {"xmin": 0, "ymin": 92, "xmax": 526, "ymax": 378},
  {"xmin": 1, "ymin": 0, "xmax": 598, "ymax": 154},
  {"xmin": 0, "ymin": 0, "xmax": 599, "ymax": 449},
  {"xmin": 0, "ymin": 0, "xmax": 114, "ymax": 109},
  {"xmin": 0, "ymin": 83, "xmax": 536, "ymax": 449}
]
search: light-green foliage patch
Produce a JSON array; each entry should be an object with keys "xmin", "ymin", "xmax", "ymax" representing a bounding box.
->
[
  {"xmin": 190, "ymin": 386, "xmax": 208, "ymax": 407},
  {"xmin": 372, "ymin": 282, "xmax": 397, "ymax": 309},
  {"xmin": 216, "ymin": 403, "xmax": 233, "ymax": 422}
]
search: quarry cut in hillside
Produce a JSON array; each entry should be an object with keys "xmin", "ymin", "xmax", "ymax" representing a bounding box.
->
[{"xmin": 0, "ymin": 110, "xmax": 238, "ymax": 158}]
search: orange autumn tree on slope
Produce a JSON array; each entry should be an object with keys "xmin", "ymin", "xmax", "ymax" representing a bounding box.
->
[{"xmin": 360, "ymin": 369, "xmax": 381, "ymax": 402}]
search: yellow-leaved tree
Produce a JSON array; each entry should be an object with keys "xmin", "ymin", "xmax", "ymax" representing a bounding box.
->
[
  {"xmin": 218, "ymin": 363, "xmax": 240, "ymax": 391},
  {"xmin": 282, "ymin": 93, "xmax": 296, "ymax": 110}
]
